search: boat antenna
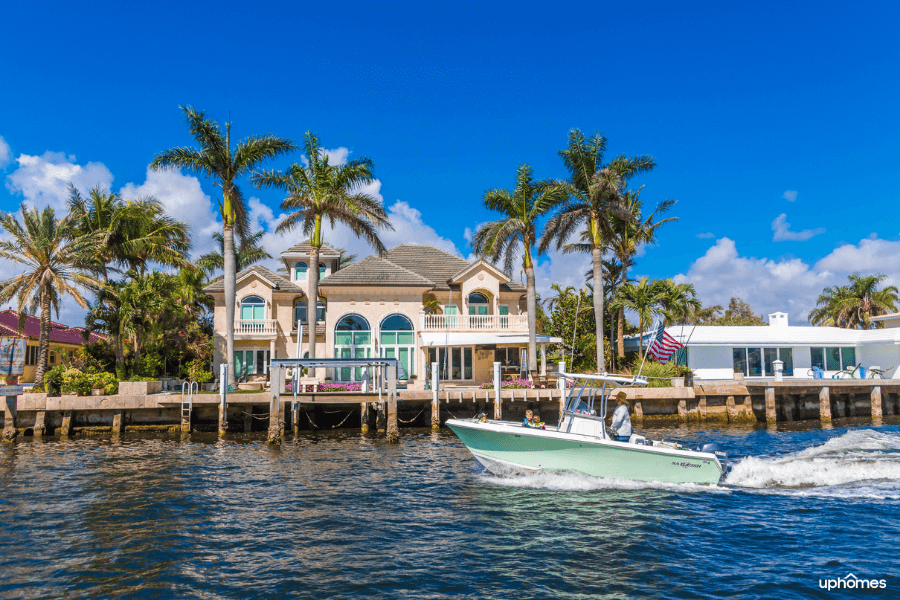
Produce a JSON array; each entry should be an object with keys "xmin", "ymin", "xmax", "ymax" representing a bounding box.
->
[{"xmin": 571, "ymin": 289, "xmax": 581, "ymax": 370}]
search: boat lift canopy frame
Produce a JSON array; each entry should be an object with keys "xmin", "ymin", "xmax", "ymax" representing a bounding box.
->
[
  {"xmin": 553, "ymin": 371, "xmax": 648, "ymax": 438},
  {"xmin": 269, "ymin": 357, "xmax": 400, "ymax": 402}
]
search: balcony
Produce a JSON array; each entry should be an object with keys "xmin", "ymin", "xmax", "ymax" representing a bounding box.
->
[
  {"xmin": 419, "ymin": 312, "xmax": 528, "ymax": 332},
  {"xmin": 234, "ymin": 319, "xmax": 278, "ymax": 337}
]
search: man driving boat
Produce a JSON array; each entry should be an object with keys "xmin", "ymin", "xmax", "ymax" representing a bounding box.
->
[{"xmin": 610, "ymin": 392, "xmax": 633, "ymax": 442}]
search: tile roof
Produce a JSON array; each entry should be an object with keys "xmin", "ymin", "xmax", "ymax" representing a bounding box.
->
[
  {"xmin": 0, "ymin": 310, "xmax": 106, "ymax": 344},
  {"xmin": 318, "ymin": 255, "xmax": 435, "ymax": 288},
  {"xmin": 381, "ymin": 245, "xmax": 471, "ymax": 291},
  {"xmin": 281, "ymin": 240, "xmax": 341, "ymax": 257},
  {"xmin": 203, "ymin": 265, "xmax": 306, "ymax": 294}
]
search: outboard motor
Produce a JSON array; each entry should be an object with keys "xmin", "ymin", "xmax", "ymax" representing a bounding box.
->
[{"xmin": 700, "ymin": 442, "xmax": 728, "ymax": 470}]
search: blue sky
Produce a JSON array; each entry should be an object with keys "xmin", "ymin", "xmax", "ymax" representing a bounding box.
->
[{"xmin": 1, "ymin": 1, "xmax": 899, "ymax": 325}]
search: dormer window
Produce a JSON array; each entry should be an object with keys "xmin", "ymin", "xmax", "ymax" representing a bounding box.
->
[
  {"xmin": 467, "ymin": 292, "xmax": 489, "ymax": 315},
  {"xmin": 295, "ymin": 262, "xmax": 308, "ymax": 281},
  {"xmin": 240, "ymin": 295, "xmax": 265, "ymax": 321}
]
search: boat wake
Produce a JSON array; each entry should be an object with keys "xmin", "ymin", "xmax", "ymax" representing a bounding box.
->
[
  {"xmin": 725, "ymin": 429, "xmax": 900, "ymax": 500},
  {"xmin": 475, "ymin": 468, "xmax": 732, "ymax": 495}
]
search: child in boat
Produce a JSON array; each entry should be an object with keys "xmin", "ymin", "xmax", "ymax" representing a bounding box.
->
[
  {"xmin": 522, "ymin": 409, "xmax": 545, "ymax": 429},
  {"xmin": 610, "ymin": 392, "xmax": 633, "ymax": 442}
]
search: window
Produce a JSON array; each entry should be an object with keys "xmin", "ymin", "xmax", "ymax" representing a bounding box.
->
[
  {"xmin": 334, "ymin": 314, "xmax": 371, "ymax": 381},
  {"xmin": 380, "ymin": 314, "xmax": 415, "ymax": 381},
  {"xmin": 499, "ymin": 305, "xmax": 509, "ymax": 327},
  {"xmin": 240, "ymin": 295, "xmax": 265, "ymax": 321},
  {"xmin": 672, "ymin": 347, "xmax": 689, "ymax": 367},
  {"xmin": 319, "ymin": 262, "xmax": 327, "ymax": 279},
  {"xmin": 25, "ymin": 345, "xmax": 38, "ymax": 366},
  {"xmin": 733, "ymin": 347, "xmax": 793, "ymax": 377},
  {"xmin": 234, "ymin": 349, "xmax": 270, "ymax": 378},
  {"xmin": 294, "ymin": 299, "xmax": 325, "ymax": 324},
  {"xmin": 495, "ymin": 347, "xmax": 520, "ymax": 367},
  {"xmin": 295, "ymin": 262, "xmax": 308, "ymax": 281},
  {"xmin": 810, "ymin": 347, "xmax": 855, "ymax": 371},
  {"xmin": 467, "ymin": 292, "xmax": 489, "ymax": 315},
  {"xmin": 426, "ymin": 346, "xmax": 473, "ymax": 380},
  {"xmin": 49, "ymin": 351, "xmax": 56, "ymax": 364}
]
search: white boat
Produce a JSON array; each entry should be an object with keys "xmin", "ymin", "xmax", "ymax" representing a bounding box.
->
[{"xmin": 446, "ymin": 372, "xmax": 728, "ymax": 485}]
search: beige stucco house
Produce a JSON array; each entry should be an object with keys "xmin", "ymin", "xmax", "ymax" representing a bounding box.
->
[{"xmin": 204, "ymin": 241, "xmax": 561, "ymax": 387}]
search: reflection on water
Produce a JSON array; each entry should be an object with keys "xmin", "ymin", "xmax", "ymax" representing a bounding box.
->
[{"xmin": 1, "ymin": 422, "xmax": 899, "ymax": 599}]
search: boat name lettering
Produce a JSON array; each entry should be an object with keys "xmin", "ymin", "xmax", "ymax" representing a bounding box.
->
[{"xmin": 672, "ymin": 461, "xmax": 701, "ymax": 469}]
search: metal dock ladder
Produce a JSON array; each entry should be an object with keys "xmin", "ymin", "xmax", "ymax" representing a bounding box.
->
[{"xmin": 181, "ymin": 380, "xmax": 198, "ymax": 432}]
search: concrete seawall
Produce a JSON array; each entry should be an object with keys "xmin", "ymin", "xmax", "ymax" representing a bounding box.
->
[{"xmin": 3, "ymin": 380, "xmax": 899, "ymax": 438}]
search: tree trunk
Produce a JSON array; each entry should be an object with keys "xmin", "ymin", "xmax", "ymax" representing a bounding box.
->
[
  {"xmin": 592, "ymin": 246, "xmax": 605, "ymax": 373},
  {"xmin": 617, "ymin": 267, "xmax": 628, "ymax": 359},
  {"xmin": 525, "ymin": 265, "xmax": 538, "ymax": 373},
  {"xmin": 223, "ymin": 223, "xmax": 237, "ymax": 386},
  {"xmin": 34, "ymin": 287, "xmax": 52, "ymax": 388},
  {"xmin": 307, "ymin": 244, "xmax": 320, "ymax": 365}
]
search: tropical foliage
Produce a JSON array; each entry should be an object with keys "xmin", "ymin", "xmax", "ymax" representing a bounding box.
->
[
  {"xmin": 197, "ymin": 231, "xmax": 272, "ymax": 275},
  {"xmin": 686, "ymin": 297, "xmax": 766, "ymax": 326},
  {"xmin": 0, "ymin": 205, "xmax": 100, "ymax": 386},
  {"xmin": 809, "ymin": 274, "xmax": 899, "ymax": 329}
]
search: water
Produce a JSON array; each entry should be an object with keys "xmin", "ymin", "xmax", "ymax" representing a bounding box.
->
[{"xmin": 2, "ymin": 421, "xmax": 900, "ymax": 599}]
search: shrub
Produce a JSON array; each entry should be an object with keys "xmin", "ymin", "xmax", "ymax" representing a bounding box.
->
[
  {"xmin": 186, "ymin": 358, "xmax": 212, "ymax": 384},
  {"xmin": 479, "ymin": 379, "xmax": 534, "ymax": 390},
  {"xmin": 90, "ymin": 371, "xmax": 118, "ymax": 395},
  {"xmin": 635, "ymin": 361, "xmax": 676, "ymax": 387},
  {"xmin": 59, "ymin": 367, "xmax": 94, "ymax": 396}
]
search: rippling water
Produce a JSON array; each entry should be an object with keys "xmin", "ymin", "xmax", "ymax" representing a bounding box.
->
[{"xmin": 2, "ymin": 420, "xmax": 900, "ymax": 599}]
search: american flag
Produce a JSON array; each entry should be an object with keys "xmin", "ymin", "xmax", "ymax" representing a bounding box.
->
[{"xmin": 647, "ymin": 322, "xmax": 684, "ymax": 363}]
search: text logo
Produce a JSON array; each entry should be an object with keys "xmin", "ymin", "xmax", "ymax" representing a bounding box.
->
[{"xmin": 819, "ymin": 573, "xmax": 886, "ymax": 590}]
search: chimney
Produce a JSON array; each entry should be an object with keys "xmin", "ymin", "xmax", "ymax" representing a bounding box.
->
[{"xmin": 768, "ymin": 312, "xmax": 789, "ymax": 327}]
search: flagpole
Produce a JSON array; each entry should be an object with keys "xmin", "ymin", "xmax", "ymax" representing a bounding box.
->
[{"xmin": 636, "ymin": 317, "xmax": 659, "ymax": 380}]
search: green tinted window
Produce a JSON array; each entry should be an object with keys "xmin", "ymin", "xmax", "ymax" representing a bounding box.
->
[
  {"xmin": 811, "ymin": 347, "xmax": 825, "ymax": 370},
  {"xmin": 826, "ymin": 347, "xmax": 841, "ymax": 371},
  {"xmin": 397, "ymin": 332, "xmax": 414, "ymax": 345},
  {"xmin": 335, "ymin": 332, "xmax": 352, "ymax": 345},
  {"xmin": 353, "ymin": 332, "xmax": 370, "ymax": 345},
  {"xmin": 841, "ymin": 347, "xmax": 856, "ymax": 370},
  {"xmin": 381, "ymin": 332, "xmax": 396, "ymax": 345},
  {"xmin": 779, "ymin": 348, "xmax": 793, "ymax": 375}
]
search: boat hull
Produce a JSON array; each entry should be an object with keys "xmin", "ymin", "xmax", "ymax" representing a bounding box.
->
[{"xmin": 447, "ymin": 419, "xmax": 724, "ymax": 485}]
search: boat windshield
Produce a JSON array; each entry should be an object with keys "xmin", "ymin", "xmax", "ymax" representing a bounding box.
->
[{"xmin": 575, "ymin": 401, "xmax": 595, "ymax": 415}]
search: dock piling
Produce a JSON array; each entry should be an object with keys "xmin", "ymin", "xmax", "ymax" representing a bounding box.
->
[
  {"xmin": 819, "ymin": 386, "xmax": 832, "ymax": 422},
  {"xmin": 2, "ymin": 394, "xmax": 17, "ymax": 442},
  {"xmin": 267, "ymin": 367, "xmax": 284, "ymax": 444},
  {"xmin": 112, "ymin": 410, "xmax": 124, "ymax": 435},
  {"xmin": 218, "ymin": 364, "xmax": 228, "ymax": 435},
  {"xmin": 493, "ymin": 362, "xmax": 502, "ymax": 420},
  {"xmin": 431, "ymin": 362, "xmax": 440, "ymax": 429},
  {"xmin": 871, "ymin": 386, "xmax": 883, "ymax": 420},
  {"xmin": 33, "ymin": 410, "xmax": 46, "ymax": 438},
  {"xmin": 60, "ymin": 410, "xmax": 73, "ymax": 437},
  {"xmin": 386, "ymin": 363, "xmax": 399, "ymax": 443},
  {"xmin": 765, "ymin": 387, "xmax": 777, "ymax": 424}
]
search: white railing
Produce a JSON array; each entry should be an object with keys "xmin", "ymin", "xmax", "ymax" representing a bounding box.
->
[
  {"xmin": 419, "ymin": 312, "xmax": 528, "ymax": 331},
  {"xmin": 234, "ymin": 319, "xmax": 278, "ymax": 335}
]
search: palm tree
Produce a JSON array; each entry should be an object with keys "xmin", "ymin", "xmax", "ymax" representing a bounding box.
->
[
  {"xmin": 85, "ymin": 282, "xmax": 127, "ymax": 378},
  {"xmin": 119, "ymin": 271, "xmax": 169, "ymax": 370},
  {"xmin": 809, "ymin": 274, "xmax": 899, "ymax": 328},
  {"xmin": 252, "ymin": 131, "xmax": 392, "ymax": 364},
  {"xmin": 540, "ymin": 129, "xmax": 656, "ymax": 372},
  {"xmin": 197, "ymin": 231, "xmax": 272, "ymax": 275},
  {"xmin": 656, "ymin": 279, "xmax": 701, "ymax": 326},
  {"xmin": 544, "ymin": 283, "xmax": 575, "ymax": 313},
  {"xmin": 67, "ymin": 184, "xmax": 192, "ymax": 279},
  {"xmin": 472, "ymin": 164, "xmax": 569, "ymax": 373},
  {"xmin": 611, "ymin": 276, "xmax": 663, "ymax": 354},
  {"xmin": 151, "ymin": 107, "xmax": 295, "ymax": 385},
  {"xmin": 0, "ymin": 205, "xmax": 100, "ymax": 386}
]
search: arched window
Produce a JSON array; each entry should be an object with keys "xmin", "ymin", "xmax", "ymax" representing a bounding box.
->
[
  {"xmin": 468, "ymin": 292, "xmax": 489, "ymax": 316},
  {"xmin": 240, "ymin": 295, "xmax": 265, "ymax": 321},
  {"xmin": 294, "ymin": 298, "xmax": 326, "ymax": 324},
  {"xmin": 380, "ymin": 314, "xmax": 415, "ymax": 381},
  {"xmin": 334, "ymin": 314, "xmax": 371, "ymax": 381},
  {"xmin": 319, "ymin": 262, "xmax": 327, "ymax": 279},
  {"xmin": 295, "ymin": 262, "xmax": 308, "ymax": 281}
]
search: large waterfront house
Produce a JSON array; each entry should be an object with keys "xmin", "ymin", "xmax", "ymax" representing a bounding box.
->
[
  {"xmin": 0, "ymin": 309, "xmax": 106, "ymax": 383},
  {"xmin": 625, "ymin": 311, "xmax": 900, "ymax": 380},
  {"xmin": 204, "ymin": 242, "xmax": 562, "ymax": 387}
]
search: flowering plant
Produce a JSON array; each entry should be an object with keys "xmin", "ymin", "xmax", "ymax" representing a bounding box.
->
[{"xmin": 479, "ymin": 379, "xmax": 534, "ymax": 390}]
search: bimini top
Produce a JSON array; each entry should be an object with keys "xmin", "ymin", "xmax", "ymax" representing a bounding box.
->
[{"xmin": 553, "ymin": 371, "xmax": 648, "ymax": 386}]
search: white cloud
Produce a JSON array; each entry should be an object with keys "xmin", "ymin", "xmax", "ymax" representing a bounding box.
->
[
  {"xmin": 783, "ymin": 190, "xmax": 798, "ymax": 202},
  {"xmin": 120, "ymin": 168, "xmax": 221, "ymax": 260},
  {"xmin": 696, "ymin": 232, "xmax": 715, "ymax": 239},
  {"xmin": 674, "ymin": 237, "xmax": 831, "ymax": 323},
  {"xmin": 674, "ymin": 235, "xmax": 900, "ymax": 324},
  {"xmin": 533, "ymin": 248, "xmax": 592, "ymax": 304},
  {"xmin": 0, "ymin": 136, "xmax": 11, "ymax": 169},
  {"xmin": 6, "ymin": 151, "xmax": 114, "ymax": 212},
  {"xmin": 300, "ymin": 146, "xmax": 351, "ymax": 168},
  {"xmin": 771, "ymin": 213, "xmax": 826, "ymax": 242}
]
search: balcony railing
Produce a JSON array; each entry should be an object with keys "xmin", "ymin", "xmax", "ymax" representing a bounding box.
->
[
  {"xmin": 419, "ymin": 312, "xmax": 527, "ymax": 331},
  {"xmin": 234, "ymin": 319, "xmax": 278, "ymax": 335}
]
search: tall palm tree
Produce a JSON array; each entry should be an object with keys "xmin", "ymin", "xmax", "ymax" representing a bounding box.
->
[
  {"xmin": 809, "ymin": 274, "xmax": 899, "ymax": 328},
  {"xmin": 611, "ymin": 276, "xmax": 663, "ymax": 354},
  {"xmin": 197, "ymin": 231, "xmax": 272, "ymax": 275},
  {"xmin": 540, "ymin": 129, "xmax": 656, "ymax": 372},
  {"xmin": 119, "ymin": 270, "xmax": 169, "ymax": 370},
  {"xmin": 472, "ymin": 164, "xmax": 569, "ymax": 373},
  {"xmin": 656, "ymin": 279, "xmax": 701, "ymax": 326},
  {"xmin": 85, "ymin": 282, "xmax": 127, "ymax": 377},
  {"xmin": 252, "ymin": 131, "xmax": 392, "ymax": 364},
  {"xmin": 544, "ymin": 283, "xmax": 575, "ymax": 313},
  {"xmin": 0, "ymin": 205, "xmax": 100, "ymax": 386},
  {"xmin": 151, "ymin": 107, "xmax": 295, "ymax": 385}
]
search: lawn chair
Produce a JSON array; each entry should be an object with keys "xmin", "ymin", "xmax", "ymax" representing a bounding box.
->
[{"xmin": 529, "ymin": 370, "xmax": 548, "ymax": 389}]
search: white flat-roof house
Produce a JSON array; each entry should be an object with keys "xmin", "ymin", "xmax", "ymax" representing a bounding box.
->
[
  {"xmin": 203, "ymin": 241, "xmax": 562, "ymax": 386},
  {"xmin": 625, "ymin": 312, "xmax": 900, "ymax": 380}
]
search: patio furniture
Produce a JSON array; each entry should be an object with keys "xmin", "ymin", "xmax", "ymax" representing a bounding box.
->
[{"xmin": 530, "ymin": 370, "xmax": 548, "ymax": 389}]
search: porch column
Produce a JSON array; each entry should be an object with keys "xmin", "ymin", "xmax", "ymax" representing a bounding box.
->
[{"xmin": 540, "ymin": 344, "xmax": 547, "ymax": 376}]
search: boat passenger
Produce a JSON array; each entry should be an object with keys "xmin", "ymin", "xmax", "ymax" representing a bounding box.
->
[{"xmin": 611, "ymin": 393, "xmax": 633, "ymax": 442}]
